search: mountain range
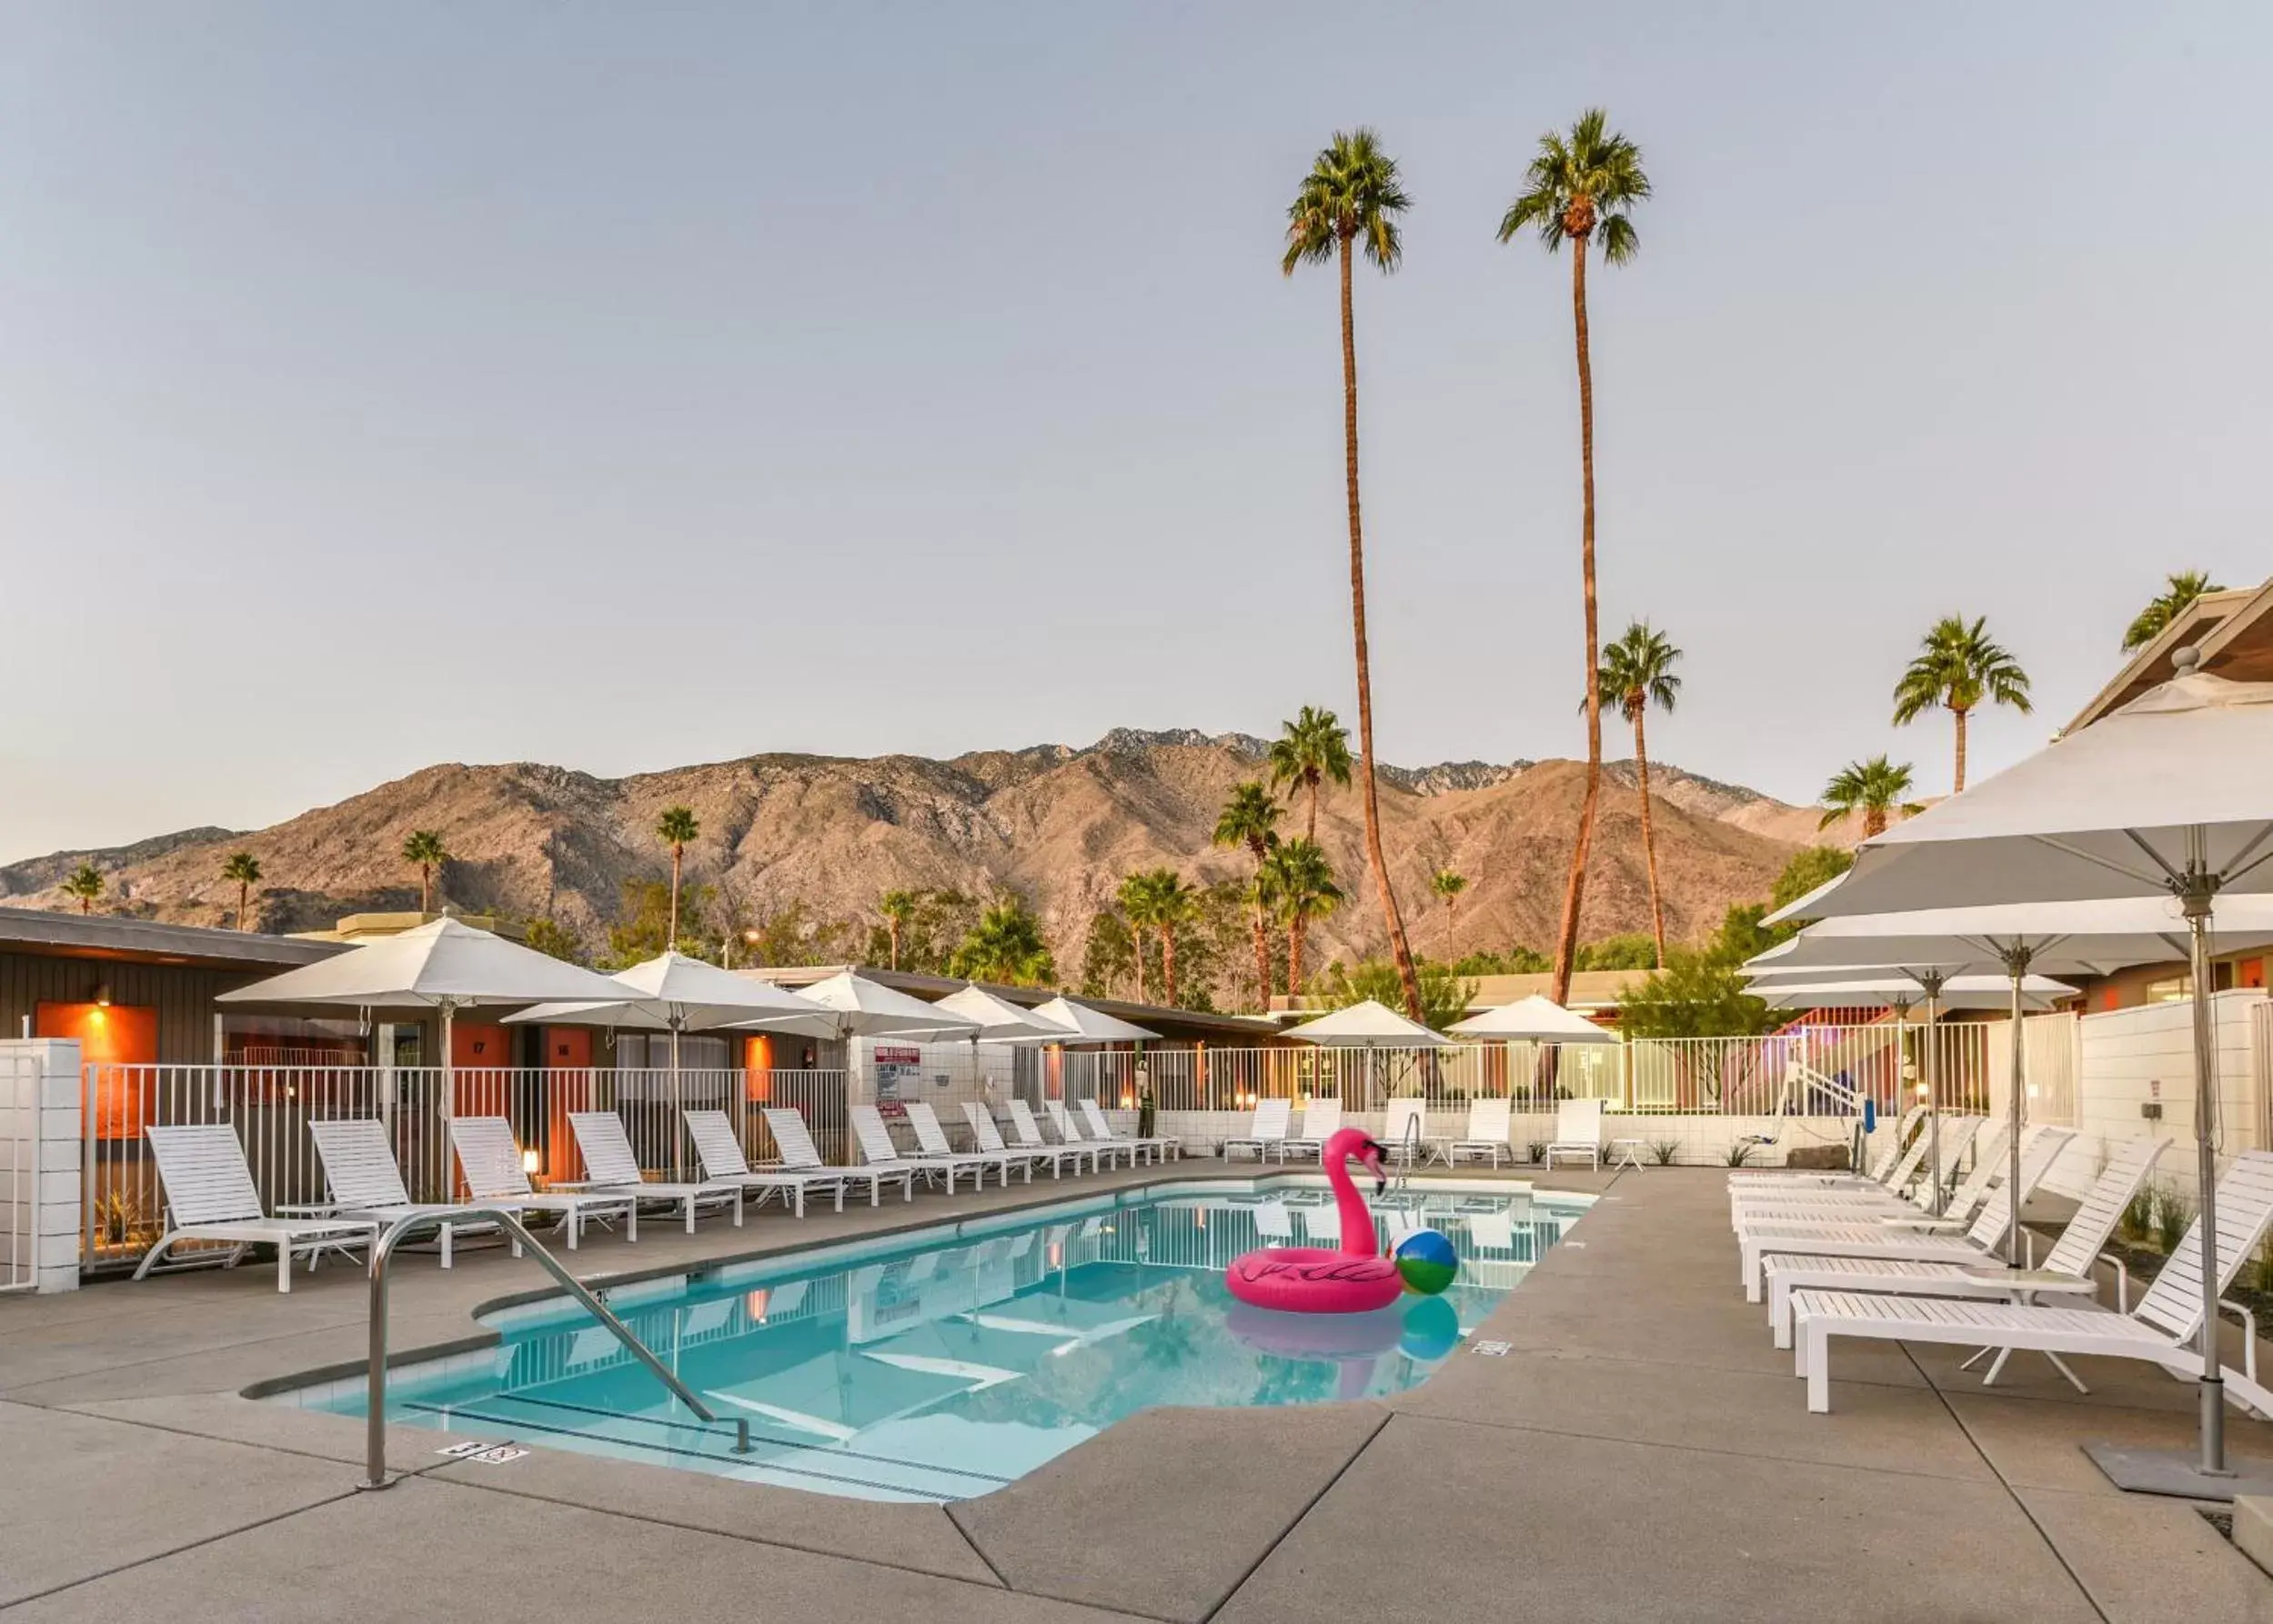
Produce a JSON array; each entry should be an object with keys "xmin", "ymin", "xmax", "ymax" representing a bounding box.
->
[{"xmin": 0, "ymin": 730, "xmax": 1859, "ymax": 967}]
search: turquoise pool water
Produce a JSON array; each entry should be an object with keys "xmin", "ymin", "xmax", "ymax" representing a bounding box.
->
[{"xmin": 294, "ymin": 1179, "xmax": 1586, "ymax": 1502}]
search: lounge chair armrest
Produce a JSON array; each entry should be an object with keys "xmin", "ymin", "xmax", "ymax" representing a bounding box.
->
[
  {"xmin": 2097, "ymin": 1249, "xmax": 2130, "ymax": 1314},
  {"xmin": 548, "ymin": 1178, "xmax": 599, "ymax": 1190},
  {"xmin": 275, "ymin": 1202, "xmax": 341, "ymax": 1216},
  {"xmin": 2219, "ymin": 1297, "xmax": 2259, "ymax": 1385}
]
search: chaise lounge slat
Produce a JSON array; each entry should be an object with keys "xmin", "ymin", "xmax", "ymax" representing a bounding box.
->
[
  {"xmin": 448, "ymin": 1117, "xmax": 638, "ymax": 1249},
  {"xmin": 558, "ymin": 1112, "xmax": 744, "ymax": 1232},
  {"xmin": 135, "ymin": 1124, "xmax": 379, "ymax": 1292}
]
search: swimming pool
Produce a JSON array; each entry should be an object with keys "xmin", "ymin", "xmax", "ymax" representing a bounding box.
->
[{"xmin": 285, "ymin": 1178, "xmax": 1587, "ymax": 1502}]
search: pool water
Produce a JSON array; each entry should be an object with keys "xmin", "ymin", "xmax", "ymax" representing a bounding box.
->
[{"xmin": 294, "ymin": 1179, "xmax": 1585, "ymax": 1502}]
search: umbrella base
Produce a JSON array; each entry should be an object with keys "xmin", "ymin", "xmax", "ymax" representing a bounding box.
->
[{"xmin": 2085, "ymin": 1442, "xmax": 2273, "ymax": 1503}]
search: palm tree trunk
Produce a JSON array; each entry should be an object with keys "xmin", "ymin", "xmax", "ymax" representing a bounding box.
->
[
  {"xmin": 238, "ymin": 880, "xmax": 250, "ymax": 932},
  {"xmin": 1951, "ymin": 706, "xmax": 1968, "ymax": 795},
  {"xmin": 419, "ymin": 867, "xmax": 432, "ymax": 915},
  {"xmin": 1866, "ymin": 807, "xmax": 1888, "ymax": 839},
  {"xmin": 668, "ymin": 847, "xmax": 683, "ymax": 950},
  {"xmin": 1634, "ymin": 705, "xmax": 1665, "ymax": 967},
  {"xmin": 1252, "ymin": 878, "xmax": 1272, "ymax": 1012},
  {"xmin": 1550, "ymin": 233, "xmax": 1603, "ymax": 1008},
  {"xmin": 1336, "ymin": 234, "xmax": 1424, "ymax": 1023},
  {"xmin": 888, "ymin": 920, "xmax": 900, "ymax": 971},
  {"xmin": 1288, "ymin": 912, "xmax": 1306, "ymax": 997},
  {"xmin": 1162, "ymin": 928, "xmax": 1179, "ymax": 1008},
  {"xmin": 1305, "ymin": 777, "xmax": 1320, "ymax": 843},
  {"xmin": 1133, "ymin": 929, "xmax": 1146, "ymax": 1004}
]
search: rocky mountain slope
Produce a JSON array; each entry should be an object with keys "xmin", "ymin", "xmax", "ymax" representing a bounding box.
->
[{"xmin": 1, "ymin": 731, "xmax": 1845, "ymax": 966}]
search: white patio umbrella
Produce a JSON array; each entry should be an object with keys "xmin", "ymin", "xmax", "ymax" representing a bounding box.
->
[
  {"xmin": 746, "ymin": 970, "xmax": 978, "ymax": 1045},
  {"xmin": 1281, "ymin": 999, "xmax": 1453, "ymax": 1048},
  {"xmin": 1447, "ymin": 994, "xmax": 1616, "ymax": 1042},
  {"xmin": 1757, "ymin": 870, "xmax": 2273, "ymax": 1489},
  {"xmin": 931, "ymin": 984, "xmax": 1068, "ymax": 1104},
  {"xmin": 215, "ymin": 917, "xmax": 635, "ymax": 1108},
  {"xmin": 1028, "ymin": 996, "xmax": 1160, "ymax": 1045},
  {"xmin": 505, "ymin": 952, "xmax": 834, "ymax": 1177},
  {"xmin": 1746, "ymin": 972, "xmax": 2077, "ymax": 1010}
]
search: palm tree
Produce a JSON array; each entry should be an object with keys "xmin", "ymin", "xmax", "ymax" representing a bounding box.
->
[
  {"xmin": 1820, "ymin": 756, "xmax": 1922, "ymax": 839},
  {"xmin": 1212, "ymin": 783, "xmax": 1282, "ymax": 1008},
  {"xmin": 1283, "ymin": 129, "xmax": 1425, "ymax": 1023},
  {"xmin": 1499, "ymin": 108, "xmax": 1650, "ymax": 1007},
  {"xmin": 1261, "ymin": 838, "xmax": 1343, "ymax": 996},
  {"xmin": 1597, "ymin": 619, "xmax": 1683, "ymax": 965},
  {"xmin": 1428, "ymin": 868, "xmax": 1467, "ymax": 956},
  {"xmin": 653, "ymin": 805, "xmax": 699, "ymax": 950},
  {"xmin": 950, "ymin": 899, "xmax": 1055, "ymax": 986},
  {"xmin": 879, "ymin": 888, "xmax": 919, "ymax": 971},
  {"xmin": 220, "ymin": 851, "xmax": 263, "ymax": 932},
  {"xmin": 1114, "ymin": 872, "xmax": 1159, "ymax": 1004},
  {"xmin": 1890, "ymin": 616, "xmax": 2033, "ymax": 794},
  {"xmin": 1266, "ymin": 707, "xmax": 1353, "ymax": 843},
  {"xmin": 400, "ymin": 830, "xmax": 448, "ymax": 915},
  {"xmin": 60, "ymin": 863, "xmax": 104, "ymax": 915},
  {"xmin": 1118, "ymin": 868, "xmax": 1199, "ymax": 1007},
  {"xmin": 2123, "ymin": 570, "xmax": 2225, "ymax": 653}
]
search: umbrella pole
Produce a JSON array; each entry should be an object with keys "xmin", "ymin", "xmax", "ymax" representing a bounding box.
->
[
  {"xmin": 1998, "ymin": 946, "xmax": 2031, "ymax": 1267},
  {"xmin": 1917, "ymin": 971, "xmax": 1946, "ymax": 1215},
  {"xmin": 669, "ymin": 1018, "xmax": 685, "ymax": 1181},
  {"xmin": 2180, "ymin": 867, "xmax": 2227, "ymax": 1476}
]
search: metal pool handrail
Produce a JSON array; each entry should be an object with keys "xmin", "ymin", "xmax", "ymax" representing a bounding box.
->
[{"xmin": 359, "ymin": 1207, "xmax": 749, "ymax": 1489}]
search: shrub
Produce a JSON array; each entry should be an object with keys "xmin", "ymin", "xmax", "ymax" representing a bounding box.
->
[
  {"xmin": 2152, "ymin": 1186, "xmax": 2193, "ymax": 1255},
  {"xmin": 1525, "ymin": 1140, "xmax": 1547, "ymax": 1165},
  {"xmin": 1648, "ymin": 1139, "xmax": 1681, "ymax": 1166},
  {"xmin": 1724, "ymin": 1141, "xmax": 1755, "ymax": 1168},
  {"xmin": 2118, "ymin": 1188, "xmax": 2155, "ymax": 1244}
]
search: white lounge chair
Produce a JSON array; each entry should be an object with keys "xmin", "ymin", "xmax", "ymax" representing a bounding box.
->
[
  {"xmin": 1736, "ymin": 1127, "xmax": 2070, "ymax": 1302},
  {"xmin": 761, "ymin": 1107, "xmax": 915, "ymax": 1205},
  {"xmin": 1731, "ymin": 1117, "xmax": 1986, "ymax": 1228},
  {"xmin": 1730, "ymin": 1104, "xmax": 1926, "ymax": 1190},
  {"xmin": 1007, "ymin": 1099, "xmax": 1098, "ymax": 1174},
  {"xmin": 1079, "ymin": 1098, "xmax": 1176, "ymax": 1163},
  {"xmin": 133, "ymin": 1124, "xmax": 379, "ymax": 1292},
  {"xmin": 1541, "ymin": 1098, "xmax": 1604, "ymax": 1170},
  {"xmin": 1764, "ymin": 1136, "xmax": 2168, "ymax": 1349},
  {"xmin": 1048, "ymin": 1100, "xmax": 1136, "ymax": 1169},
  {"xmin": 1792, "ymin": 1149, "xmax": 2273, "ymax": 1411},
  {"xmin": 682, "ymin": 1108, "xmax": 853, "ymax": 1216},
  {"xmin": 1727, "ymin": 1115, "xmax": 1967, "ymax": 1225},
  {"xmin": 851, "ymin": 1104, "xmax": 981, "ymax": 1192},
  {"xmin": 963, "ymin": 1102, "xmax": 1079, "ymax": 1178},
  {"xmin": 1384, "ymin": 1098, "xmax": 1433, "ymax": 1168},
  {"xmin": 302, "ymin": 1118, "xmax": 518, "ymax": 1268},
  {"xmin": 1223, "ymin": 1098, "xmax": 1292, "ymax": 1163},
  {"xmin": 1281, "ymin": 1099, "xmax": 1345, "ymax": 1163},
  {"xmin": 1447, "ymin": 1098, "xmax": 1516, "ymax": 1169},
  {"xmin": 447, "ymin": 1117, "xmax": 638, "ymax": 1249},
  {"xmin": 560, "ymin": 1112, "xmax": 744, "ymax": 1232},
  {"xmin": 906, "ymin": 1101, "xmax": 1026, "ymax": 1185}
]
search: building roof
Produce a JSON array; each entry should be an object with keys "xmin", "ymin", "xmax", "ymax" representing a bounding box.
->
[
  {"xmin": 2067, "ymin": 577, "xmax": 2273, "ymax": 731},
  {"xmin": 738, "ymin": 964, "xmax": 1283, "ymax": 1042},
  {"xmin": 0, "ymin": 905, "xmax": 350, "ymax": 971}
]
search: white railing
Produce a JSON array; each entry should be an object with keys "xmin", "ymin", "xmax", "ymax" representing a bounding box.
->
[
  {"xmin": 2, "ymin": 1048, "xmax": 39, "ymax": 1293},
  {"xmin": 1056, "ymin": 1028, "xmax": 1988, "ymax": 1118},
  {"xmin": 80, "ymin": 1063, "xmax": 850, "ymax": 1269}
]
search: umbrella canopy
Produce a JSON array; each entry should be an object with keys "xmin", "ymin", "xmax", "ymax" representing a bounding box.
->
[
  {"xmin": 1028, "ymin": 996, "xmax": 1159, "ymax": 1045},
  {"xmin": 1746, "ymin": 895, "xmax": 2273, "ymax": 978},
  {"xmin": 1747, "ymin": 972, "xmax": 2077, "ymax": 1011},
  {"xmin": 505, "ymin": 950, "xmax": 832, "ymax": 1032},
  {"xmin": 1798, "ymin": 669, "xmax": 2273, "ymax": 917},
  {"xmin": 215, "ymin": 917, "xmax": 631, "ymax": 1010},
  {"xmin": 932, "ymin": 985, "xmax": 1067, "ymax": 1043},
  {"xmin": 1280, "ymin": 999, "xmax": 1452, "ymax": 1049},
  {"xmin": 747, "ymin": 970, "xmax": 978, "ymax": 1043},
  {"xmin": 1447, "ymin": 994, "xmax": 1616, "ymax": 1043}
]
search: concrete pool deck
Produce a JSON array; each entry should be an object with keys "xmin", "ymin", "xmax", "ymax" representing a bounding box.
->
[{"xmin": 2, "ymin": 1163, "xmax": 2269, "ymax": 1621}]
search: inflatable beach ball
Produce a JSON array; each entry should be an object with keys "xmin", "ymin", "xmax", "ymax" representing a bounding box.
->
[
  {"xmin": 1393, "ymin": 1228, "xmax": 1459, "ymax": 1296},
  {"xmin": 1399, "ymin": 1295, "xmax": 1462, "ymax": 1361}
]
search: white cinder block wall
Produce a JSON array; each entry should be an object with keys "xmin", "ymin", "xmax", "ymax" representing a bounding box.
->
[
  {"xmin": 2057, "ymin": 991, "xmax": 2266, "ymax": 1201},
  {"xmin": 0, "ymin": 1039, "xmax": 82, "ymax": 1294}
]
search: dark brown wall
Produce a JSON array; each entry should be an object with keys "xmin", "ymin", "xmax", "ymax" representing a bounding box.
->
[{"xmin": 0, "ymin": 950, "xmax": 254, "ymax": 1065}]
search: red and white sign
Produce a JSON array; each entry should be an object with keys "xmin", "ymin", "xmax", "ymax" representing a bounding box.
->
[{"xmin": 875, "ymin": 1045, "xmax": 923, "ymax": 1066}]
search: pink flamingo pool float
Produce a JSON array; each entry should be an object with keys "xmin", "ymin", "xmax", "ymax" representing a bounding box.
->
[{"xmin": 1224, "ymin": 1128, "xmax": 1403, "ymax": 1314}]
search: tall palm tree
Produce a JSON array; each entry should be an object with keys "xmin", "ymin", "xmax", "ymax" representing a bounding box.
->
[
  {"xmin": 61, "ymin": 863, "xmax": 104, "ymax": 915},
  {"xmin": 1118, "ymin": 868, "xmax": 1199, "ymax": 1008},
  {"xmin": 1820, "ymin": 756, "xmax": 1921, "ymax": 839},
  {"xmin": 879, "ymin": 888, "xmax": 919, "ymax": 971},
  {"xmin": 1212, "ymin": 782, "xmax": 1282, "ymax": 1009},
  {"xmin": 1597, "ymin": 619, "xmax": 1683, "ymax": 965},
  {"xmin": 1115, "ymin": 871, "xmax": 1160, "ymax": 1004},
  {"xmin": 950, "ymin": 899, "xmax": 1055, "ymax": 986},
  {"xmin": 1429, "ymin": 868, "xmax": 1467, "ymax": 956},
  {"xmin": 2123, "ymin": 570, "xmax": 2225, "ymax": 653},
  {"xmin": 1499, "ymin": 108, "xmax": 1650, "ymax": 1007},
  {"xmin": 654, "ymin": 805, "xmax": 700, "ymax": 950},
  {"xmin": 1266, "ymin": 707, "xmax": 1353, "ymax": 842},
  {"xmin": 400, "ymin": 830, "xmax": 448, "ymax": 915},
  {"xmin": 220, "ymin": 851, "xmax": 263, "ymax": 932},
  {"xmin": 1261, "ymin": 838, "xmax": 1343, "ymax": 996},
  {"xmin": 1890, "ymin": 616, "xmax": 2032, "ymax": 794},
  {"xmin": 1283, "ymin": 129, "xmax": 1424, "ymax": 1023}
]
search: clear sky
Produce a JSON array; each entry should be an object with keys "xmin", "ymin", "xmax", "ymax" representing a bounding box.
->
[{"xmin": 3, "ymin": 3, "xmax": 2267, "ymax": 862}]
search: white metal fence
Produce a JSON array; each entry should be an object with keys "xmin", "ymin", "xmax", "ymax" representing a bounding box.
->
[
  {"xmin": 1056, "ymin": 1027, "xmax": 1990, "ymax": 1118},
  {"xmin": 80, "ymin": 1063, "xmax": 850, "ymax": 1271}
]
